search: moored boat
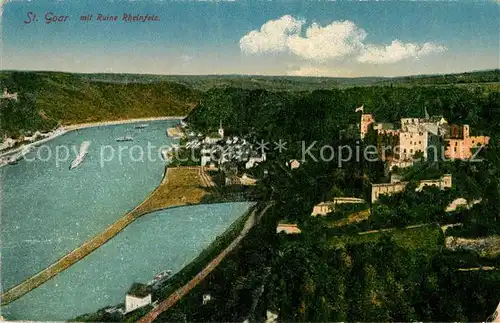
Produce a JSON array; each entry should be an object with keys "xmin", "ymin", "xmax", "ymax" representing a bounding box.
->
[
  {"xmin": 147, "ymin": 269, "xmax": 172, "ymax": 285},
  {"xmin": 116, "ymin": 136, "xmax": 134, "ymax": 142}
]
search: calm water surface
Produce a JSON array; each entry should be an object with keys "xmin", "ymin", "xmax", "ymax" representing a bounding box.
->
[
  {"xmin": 2, "ymin": 202, "xmax": 252, "ymax": 320},
  {"xmin": 1, "ymin": 120, "xmax": 178, "ymax": 289}
]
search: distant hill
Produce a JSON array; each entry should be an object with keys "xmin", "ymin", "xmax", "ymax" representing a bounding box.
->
[
  {"xmin": 0, "ymin": 71, "xmax": 202, "ymax": 138},
  {"xmin": 78, "ymin": 69, "xmax": 500, "ymax": 91},
  {"xmin": 386, "ymin": 69, "xmax": 500, "ymax": 85},
  {"xmin": 1, "ymin": 69, "xmax": 498, "ymax": 139}
]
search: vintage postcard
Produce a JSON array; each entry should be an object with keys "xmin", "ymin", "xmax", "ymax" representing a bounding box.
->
[{"xmin": 0, "ymin": 0, "xmax": 499, "ymax": 321}]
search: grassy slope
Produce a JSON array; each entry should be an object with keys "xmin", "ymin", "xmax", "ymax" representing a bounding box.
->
[{"xmin": 328, "ymin": 225, "xmax": 443, "ymax": 252}]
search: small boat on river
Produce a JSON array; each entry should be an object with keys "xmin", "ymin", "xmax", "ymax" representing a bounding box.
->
[
  {"xmin": 116, "ymin": 136, "xmax": 134, "ymax": 142},
  {"xmin": 147, "ymin": 269, "xmax": 172, "ymax": 286},
  {"xmin": 70, "ymin": 141, "xmax": 90, "ymax": 170}
]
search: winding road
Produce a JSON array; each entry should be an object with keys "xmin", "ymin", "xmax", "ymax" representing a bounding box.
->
[{"xmin": 137, "ymin": 202, "xmax": 273, "ymax": 323}]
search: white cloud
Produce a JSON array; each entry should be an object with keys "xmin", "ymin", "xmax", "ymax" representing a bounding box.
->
[
  {"xmin": 358, "ymin": 40, "xmax": 447, "ymax": 64},
  {"xmin": 287, "ymin": 20, "xmax": 366, "ymax": 61},
  {"xmin": 239, "ymin": 15, "xmax": 304, "ymax": 55},
  {"xmin": 239, "ymin": 15, "xmax": 447, "ymax": 64}
]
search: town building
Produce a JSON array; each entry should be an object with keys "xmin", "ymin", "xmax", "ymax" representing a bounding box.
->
[
  {"xmin": 0, "ymin": 88, "xmax": 18, "ymax": 101},
  {"xmin": 202, "ymin": 293, "xmax": 212, "ymax": 305},
  {"xmin": 201, "ymin": 155, "xmax": 211, "ymax": 167},
  {"xmin": 398, "ymin": 118, "xmax": 430, "ymax": 161},
  {"xmin": 266, "ymin": 310, "xmax": 279, "ymax": 323},
  {"xmin": 125, "ymin": 283, "xmax": 152, "ymax": 314},
  {"xmin": 371, "ymin": 174, "xmax": 452, "ymax": 202},
  {"xmin": 240, "ymin": 173, "xmax": 257, "ymax": 185},
  {"xmin": 276, "ymin": 222, "xmax": 301, "ymax": 234},
  {"xmin": 445, "ymin": 197, "xmax": 482, "ymax": 212},
  {"xmin": 225, "ymin": 173, "xmax": 257, "ymax": 186},
  {"xmin": 311, "ymin": 197, "xmax": 366, "ymax": 217},
  {"xmin": 218, "ymin": 120, "xmax": 224, "ymax": 138},
  {"xmin": 367, "ymin": 112, "xmax": 480, "ymax": 168},
  {"xmin": 360, "ymin": 114, "xmax": 375, "ymax": 139},
  {"xmin": 203, "ymin": 136, "xmax": 221, "ymax": 144},
  {"xmin": 311, "ymin": 202, "xmax": 334, "ymax": 216},
  {"xmin": 245, "ymin": 153, "xmax": 266, "ymax": 169},
  {"xmin": 444, "ymin": 124, "xmax": 489, "ymax": 159},
  {"xmin": 198, "ymin": 133, "xmax": 261, "ymax": 168}
]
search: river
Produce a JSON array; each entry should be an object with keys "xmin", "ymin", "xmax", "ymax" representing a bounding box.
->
[
  {"xmin": 2, "ymin": 202, "xmax": 252, "ymax": 320},
  {"xmin": 1, "ymin": 120, "xmax": 175, "ymax": 289}
]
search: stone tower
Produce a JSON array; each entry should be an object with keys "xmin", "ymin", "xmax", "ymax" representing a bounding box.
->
[{"xmin": 218, "ymin": 120, "xmax": 224, "ymax": 138}]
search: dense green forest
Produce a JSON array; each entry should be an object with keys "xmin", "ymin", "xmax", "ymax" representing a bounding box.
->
[
  {"xmin": 0, "ymin": 71, "xmax": 201, "ymax": 138},
  {"xmin": 80, "ymin": 68, "xmax": 500, "ymax": 90},
  {"xmin": 389, "ymin": 69, "xmax": 500, "ymax": 86},
  {"xmin": 157, "ymin": 198, "xmax": 500, "ymax": 322},
  {"xmin": 158, "ymin": 73, "xmax": 500, "ymax": 322},
  {"xmin": 187, "ymin": 83, "xmax": 500, "ymax": 145},
  {"xmin": 1, "ymin": 69, "xmax": 499, "ymax": 139}
]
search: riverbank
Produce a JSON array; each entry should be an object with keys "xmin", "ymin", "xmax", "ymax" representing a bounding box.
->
[
  {"xmin": 136, "ymin": 202, "xmax": 273, "ymax": 323},
  {"xmin": 0, "ymin": 128, "xmax": 67, "ymax": 160},
  {"xmin": 0, "ymin": 116, "xmax": 185, "ymax": 167},
  {"xmin": 0, "ymin": 166, "xmax": 212, "ymax": 306},
  {"xmin": 62, "ymin": 116, "xmax": 186, "ymax": 131},
  {"xmin": 0, "ymin": 116, "xmax": 186, "ymax": 164}
]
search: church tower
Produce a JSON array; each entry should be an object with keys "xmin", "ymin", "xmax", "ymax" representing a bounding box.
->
[
  {"xmin": 218, "ymin": 120, "xmax": 224, "ymax": 138},
  {"xmin": 360, "ymin": 114, "xmax": 375, "ymax": 139}
]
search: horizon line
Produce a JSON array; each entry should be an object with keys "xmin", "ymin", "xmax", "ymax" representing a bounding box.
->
[{"xmin": 1, "ymin": 68, "xmax": 499, "ymax": 80}]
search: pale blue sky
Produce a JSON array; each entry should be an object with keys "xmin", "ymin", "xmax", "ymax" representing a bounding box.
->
[{"xmin": 2, "ymin": 0, "xmax": 499, "ymax": 76}]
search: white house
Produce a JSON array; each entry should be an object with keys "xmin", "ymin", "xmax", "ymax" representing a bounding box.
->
[
  {"xmin": 245, "ymin": 154, "xmax": 266, "ymax": 169},
  {"xmin": 202, "ymin": 293, "xmax": 212, "ymax": 305},
  {"xmin": 240, "ymin": 173, "xmax": 257, "ymax": 185},
  {"xmin": 311, "ymin": 202, "xmax": 334, "ymax": 217},
  {"xmin": 0, "ymin": 137, "xmax": 16, "ymax": 151},
  {"xmin": 399, "ymin": 120, "xmax": 429, "ymax": 161},
  {"xmin": 125, "ymin": 283, "xmax": 152, "ymax": 314},
  {"xmin": 204, "ymin": 136, "xmax": 220, "ymax": 144},
  {"xmin": 201, "ymin": 155, "xmax": 212, "ymax": 167},
  {"xmin": 266, "ymin": 310, "xmax": 278, "ymax": 323},
  {"xmin": 276, "ymin": 222, "xmax": 301, "ymax": 234},
  {"xmin": 0, "ymin": 88, "xmax": 18, "ymax": 101}
]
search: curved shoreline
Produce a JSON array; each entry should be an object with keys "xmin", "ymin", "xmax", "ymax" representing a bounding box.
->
[
  {"xmin": 62, "ymin": 116, "xmax": 186, "ymax": 131},
  {"xmin": 0, "ymin": 167, "xmax": 168, "ymax": 306},
  {"xmin": 0, "ymin": 116, "xmax": 186, "ymax": 160},
  {"xmin": 138, "ymin": 202, "xmax": 273, "ymax": 323},
  {"xmin": 0, "ymin": 166, "xmax": 214, "ymax": 307}
]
